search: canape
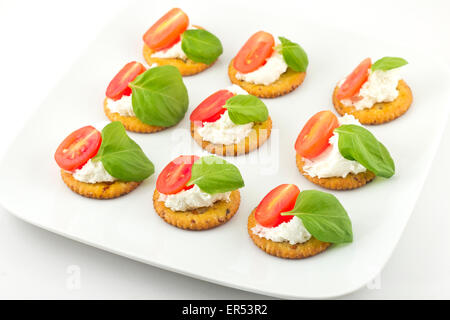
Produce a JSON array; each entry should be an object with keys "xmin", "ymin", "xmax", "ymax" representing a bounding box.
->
[
  {"xmin": 143, "ymin": 8, "xmax": 223, "ymax": 76},
  {"xmin": 333, "ymin": 57, "xmax": 412, "ymax": 124},
  {"xmin": 153, "ymin": 155, "xmax": 244, "ymax": 230},
  {"xmin": 228, "ymin": 31, "xmax": 308, "ymax": 98},
  {"xmin": 55, "ymin": 122, "xmax": 154, "ymax": 199},
  {"xmin": 294, "ymin": 111, "xmax": 395, "ymax": 190},
  {"xmin": 248, "ymin": 184, "xmax": 352, "ymax": 259},
  {"xmin": 190, "ymin": 85, "xmax": 272, "ymax": 156},
  {"xmin": 104, "ymin": 62, "xmax": 188, "ymax": 133}
]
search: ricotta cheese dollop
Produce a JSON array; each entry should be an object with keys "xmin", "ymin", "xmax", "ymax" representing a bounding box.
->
[
  {"xmin": 235, "ymin": 46, "xmax": 288, "ymax": 86},
  {"xmin": 72, "ymin": 159, "xmax": 116, "ymax": 184},
  {"xmin": 251, "ymin": 216, "xmax": 311, "ymax": 245},
  {"xmin": 302, "ymin": 114, "xmax": 367, "ymax": 178},
  {"xmin": 197, "ymin": 85, "xmax": 253, "ymax": 145},
  {"xmin": 340, "ymin": 69, "xmax": 401, "ymax": 110},
  {"xmin": 158, "ymin": 185, "xmax": 231, "ymax": 212},
  {"xmin": 106, "ymin": 94, "xmax": 135, "ymax": 117}
]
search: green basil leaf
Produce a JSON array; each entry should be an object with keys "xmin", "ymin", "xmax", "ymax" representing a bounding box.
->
[
  {"xmin": 129, "ymin": 65, "xmax": 188, "ymax": 127},
  {"xmin": 181, "ymin": 29, "xmax": 223, "ymax": 65},
  {"xmin": 335, "ymin": 124, "xmax": 395, "ymax": 178},
  {"xmin": 282, "ymin": 190, "xmax": 353, "ymax": 244},
  {"xmin": 224, "ymin": 94, "xmax": 269, "ymax": 125},
  {"xmin": 187, "ymin": 156, "xmax": 244, "ymax": 194},
  {"xmin": 93, "ymin": 122, "xmax": 154, "ymax": 182},
  {"xmin": 278, "ymin": 36, "xmax": 308, "ymax": 72},
  {"xmin": 371, "ymin": 57, "xmax": 408, "ymax": 71}
]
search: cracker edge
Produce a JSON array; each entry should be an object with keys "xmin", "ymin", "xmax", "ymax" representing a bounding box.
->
[
  {"xmin": 153, "ymin": 189, "xmax": 241, "ymax": 230},
  {"xmin": 247, "ymin": 209, "xmax": 331, "ymax": 259}
]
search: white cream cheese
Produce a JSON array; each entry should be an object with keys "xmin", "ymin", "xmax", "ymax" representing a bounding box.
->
[
  {"xmin": 251, "ymin": 216, "xmax": 311, "ymax": 245},
  {"xmin": 197, "ymin": 111, "xmax": 253, "ymax": 145},
  {"xmin": 340, "ymin": 69, "xmax": 401, "ymax": 110},
  {"xmin": 302, "ymin": 114, "xmax": 367, "ymax": 178},
  {"xmin": 235, "ymin": 40, "xmax": 288, "ymax": 86},
  {"xmin": 72, "ymin": 159, "xmax": 116, "ymax": 184},
  {"xmin": 197, "ymin": 85, "xmax": 253, "ymax": 145},
  {"xmin": 151, "ymin": 26, "xmax": 196, "ymax": 60},
  {"xmin": 106, "ymin": 95, "xmax": 135, "ymax": 117},
  {"xmin": 158, "ymin": 185, "xmax": 231, "ymax": 212}
]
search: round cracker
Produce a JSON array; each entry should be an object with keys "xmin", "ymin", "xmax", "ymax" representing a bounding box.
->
[
  {"xmin": 153, "ymin": 189, "xmax": 240, "ymax": 230},
  {"xmin": 61, "ymin": 170, "xmax": 141, "ymax": 199},
  {"xmin": 333, "ymin": 80, "xmax": 413, "ymax": 125},
  {"xmin": 296, "ymin": 154, "xmax": 375, "ymax": 190},
  {"xmin": 142, "ymin": 26, "xmax": 214, "ymax": 77},
  {"xmin": 103, "ymin": 98, "xmax": 167, "ymax": 133},
  {"xmin": 228, "ymin": 59, "xmax": 306, "ymax": 98},
  {"xmin": 247, "ymin": 209, "xmax": 331, "ymax": 259},
  {"xmin": 190, "ymin": 117, "xmax": 272, "ymax": 156}
]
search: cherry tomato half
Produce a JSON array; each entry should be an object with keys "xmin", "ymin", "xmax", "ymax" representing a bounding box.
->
[
  {"xmin": 295, "ymin": 111, "xmax": 339, "ymax": 159},
  {"xmin": 336, "ymin": 58, "xmax": 372, "ymax": 100},
  {"xmin": 156, "ymin": 155, "xmax": 200, "ymax": 195},
  {"xmin": 54, "ymin": 126, "xmax": 102, "ymax": 171},
  {"xmin": 189, "ymin": 90, "xmax": 234, "ymax": 124},
  {"xmin": 233, "ymin": 31, "xmax": 275, "ymax": 74},
  {"xmin": 254, "ymin": 184, "xmax": 300, "ymax": 228},
  {"xmin": 143, "ymin": 8, "xmax": 189, "ymax": 51},
  {"xmin": 106, "ymin": 61, "xmax": 146, "ymax": 101}
]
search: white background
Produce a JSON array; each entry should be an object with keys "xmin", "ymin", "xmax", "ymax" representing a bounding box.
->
[{"xmin": 0, "ymin": 0, "xmax": 449, "ymax": 299}]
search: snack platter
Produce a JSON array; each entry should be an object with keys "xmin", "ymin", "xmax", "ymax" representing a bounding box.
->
[{"xmin": 1, "ymin": 1, "xmax": 450, "ymax": 298}]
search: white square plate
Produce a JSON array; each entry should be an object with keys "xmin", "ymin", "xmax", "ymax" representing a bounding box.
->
[{"xmin": 1, "ymin": 0, "xmax": 449, "ymax": 299}]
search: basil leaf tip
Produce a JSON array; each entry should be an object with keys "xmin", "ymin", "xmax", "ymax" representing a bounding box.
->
[
  {"xmin": 181, "ymin": 29, "xmax": 223, "ymax": 65},
  {"xmin": 129, "ymin": 65, "xmax": 188, "ymax": 127},
  {"xmin": 335, "ymin": 125, "xmax": 395, "ymax": 178},
  {"xmin": 371, "ymin": 57, "xmax": 408, "ymax": 71},
  {"xmin": 283, "ymin": 190, "xmax": 353, "ymax": 244},
  {"xmin": 278, "ymin": 36, "xmax": 308, "ymax": 72},
  {"xmin": 224, "ymin": 95, "xmax": 269, "ymax": 125},
  {"xmin": 93, "ymin": 121, "xmax": 154, "ymax": 182},
  {"xmin": 187, "ymin": 155, "xmax": 244, "ymax": 194}
]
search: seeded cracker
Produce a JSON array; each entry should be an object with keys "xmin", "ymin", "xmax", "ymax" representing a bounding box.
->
[
  {"xmin": 228, "ymin": 59, "xmax": 306, "ymax": 98},
  {"xmin": 61, "ymin": 170, "xmax": 141, "ymax": 199},
  {"xmin": 296, "ymin": 154, "xmax": 376, "ymax": 190},
  {"xmin": 153, "ymin": 189, "xmax": 241, "ymax": 230}
]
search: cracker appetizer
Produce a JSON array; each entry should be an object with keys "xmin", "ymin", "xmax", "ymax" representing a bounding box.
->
[
  {"xmin": 104, "ymin": 62, "xmax": 188, "ymax": 133},
  {"xmin": 333, "ymin": 57, "xmax": 412, "ymax": 124},
  {"xmin": 294, "ymin": 111, "xmax": 395, "ymax": 190},
  {"xmin": 190, "ymin": 85, "xmax": 272, "ymax": 156},
  {"xmin": 142, "ymin": 8, "xmax": 223, "ymax": 76},
  {"xmin": 54, "ymin": 122, "xmax": 154, "ymax": 199},
  {"xmin": 228, "ymin": 31, "xmax": 308, "ymax": 98},
  {"xmin": 248, "ymin": 184, "xmax": 352, "ymax": 259},
  {"xmin": 153, "ymin": 155, "xmax": 244, "ymax": 230}
]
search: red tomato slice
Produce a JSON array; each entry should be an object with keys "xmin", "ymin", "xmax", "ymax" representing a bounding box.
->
[
  {"xmin": 336, "ymin": 58, "xmax": 372, "ymax": 100},
  {"xmin": 54, "ymin": 126, "xmax": 102, "ymax": 172},
  {"xmin": 143, "ymin": 8, "xmax": 189, "ymax": 51},
  {"xmin": 254, "ymin": 184, "xmax": 300, "ymax": 228},
  {"xmin": 106, "ymin": 61, "xmax": 146, "ymax": 101},
  {"xmin": 295, "ymin": 111, "xmax": 339, "ymax": 159},
  {"xmin": 189, "ymin": 90, "xmax": 234, "ymax": 124},
  {"xmin": 233, "ymin": 31, "xmax": 275, "ymax": 73},
  {"xmin": 156, "ymin": 155, "xmax": 200, "ymax": 195}
]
